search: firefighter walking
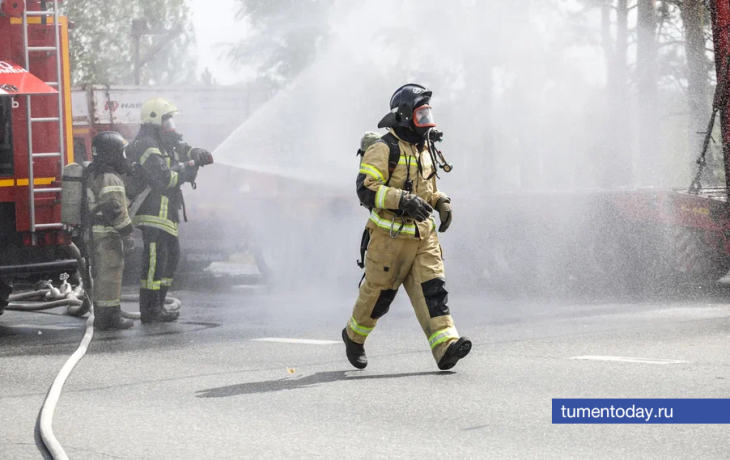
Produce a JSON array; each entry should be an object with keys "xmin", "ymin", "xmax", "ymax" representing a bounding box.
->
[
  {"xmin": 87, "ymin": 132, "xmax": 136, "ymax": 331},
  {"xmin": 343, "ymin": 84, "xmax": 472, "ymax": 370},
  {"xmin": 128, "ymin": 98, "xmax": 213, "ymax": 323}
]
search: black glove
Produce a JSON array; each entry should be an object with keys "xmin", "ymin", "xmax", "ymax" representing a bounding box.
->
[
  {"xmin": 399, "ymin": 192, "xmax": 433, "ymax": 222},
  {"xmin": 172, "ymin": 162, "xmax": 197, "ymax": 184},
  {"xmin": 435, "ymin": 197, "xmax": 452, "ymax": 233},
  {"xmin": 190, "ymin": 148, "xmax": 214, "ymax": 167}
]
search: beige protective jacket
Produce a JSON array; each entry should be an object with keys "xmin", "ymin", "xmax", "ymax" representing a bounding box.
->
[
  {"xmin": 357, "ymin": 130, "xmax": 447, "ymax": 239},
  {"xmin": 88, "ymin": 171, "xmax": 133, "ymax": 237}
]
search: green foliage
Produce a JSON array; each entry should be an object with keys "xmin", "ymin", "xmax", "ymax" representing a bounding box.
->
[
  {"xmin": 63, "ymin": 0, "xmax": 197, "ymax": 85},
  {"xmin": 228, "ymin": 0, "xmax": 334, "ymax": 88}
]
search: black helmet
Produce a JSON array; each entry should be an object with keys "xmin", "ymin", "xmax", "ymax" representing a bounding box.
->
[
  {"xmin": 92, "ymin": 131, "xmax": 128, "ymax": 159},
  {"xmin": 91, "ymin": 131, "xmax": 132, "ymax": 174},
  {"xmin": 377, "ymin": 83, "xmax": 432, "ymax": 129}
]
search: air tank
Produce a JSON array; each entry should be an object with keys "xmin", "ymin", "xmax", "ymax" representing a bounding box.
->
[{"xmin": 61, "ymin": 163, "xmax": 84, "ymax": 227}]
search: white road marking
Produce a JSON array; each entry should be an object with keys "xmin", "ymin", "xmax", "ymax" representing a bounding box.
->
[
  {"xmin": 10, "ymin": 324, "xmax": 79, "ymax": 331},
  {"xmin": 252, "ymin": 338, "xmax": 340, "ymax": 345},
  {"xmin": 569, "ymin": 355, "xmax": 688, "ymax": 365}
]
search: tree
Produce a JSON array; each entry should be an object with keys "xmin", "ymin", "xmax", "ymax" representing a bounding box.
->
[
  {"xmin": 63, "ymin": 0, "xmax": 197, "ymax": 85},
  {"xmin": 228, "ymin": 0, "xmax": 334, "ymax": 89},
  {"xmin": 637, "ymin": 0, "xmax": 659, "ymax": 184},
  {"xmin": 680, "ymin": 0, "xmax": 717, "ymax": 182}
]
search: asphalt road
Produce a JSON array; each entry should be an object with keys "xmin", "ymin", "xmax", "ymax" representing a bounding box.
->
[{"xmin": 2, "ymin": 284, "xmax": 730, "ymax": 459}]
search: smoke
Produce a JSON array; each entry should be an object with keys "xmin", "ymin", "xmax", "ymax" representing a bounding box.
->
[
  {"xmin": 213, "ymin": 0, "xmax": 613, "ymax": 190},
  {"xmin": 187, "ymin": 0, "xmax": 717, "ymax": 297}
]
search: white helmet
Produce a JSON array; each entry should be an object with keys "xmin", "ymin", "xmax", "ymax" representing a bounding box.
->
[{"xmin": 140, "ymin": 97, "xmax": 178, "ymax": 126}]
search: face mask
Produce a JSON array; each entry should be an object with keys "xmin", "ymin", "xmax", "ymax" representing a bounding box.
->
[
  {"xmin": 161, "ymin": 116, "xmax": 176, "ymax": 132},
  {"xmin": 412, "ymin": 105, "xmax": 436, "ymax": 128}
]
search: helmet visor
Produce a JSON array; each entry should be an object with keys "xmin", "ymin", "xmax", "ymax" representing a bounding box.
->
[
  {"xmin": 413, "ymin": 105, "xmax": 436, "ymax": 128},
  {"xmin": 161, "ymin": 116, "xmax": 176, "ymax": 132}
]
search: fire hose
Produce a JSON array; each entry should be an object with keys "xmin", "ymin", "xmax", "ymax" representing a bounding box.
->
[
  {"xmin": 5, "ymin": 240, "xmax": 181, "ymax": 316},
  {"xmin": 3, "ymin": 244, "xmax": 181, "ymax": 460},
  {"xmin": 6, "ymin": 288, "xmax": 181, "ymax": 317}
]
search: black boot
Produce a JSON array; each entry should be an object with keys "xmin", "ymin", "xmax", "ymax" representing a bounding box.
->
[
  {"xmin": 342, "ymin": 328, "xmax": 367, "ymax": 369},
  {"xmin": 140, "ymin": 302, "xmax": 179, "ymax": 323},
  {"xmin": 94, "ymin": 306, "xmax": 134, "ymax": 331},
  {"xmin": 437, "ymin": 337, "xmax": 472, "ymax": 370},
  {"xmin": 140, "ymin": 289, "xmax": 179, "ymax": 324},
  {"xmin": 160, "ymin": 286, "xmax": 169, "ymax": 306}
]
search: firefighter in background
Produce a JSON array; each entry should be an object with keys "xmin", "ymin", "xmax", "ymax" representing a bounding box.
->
[
  {"xmin": 87, "ymin": 132, "xmax": 135, "ymax": 331},
  {"xmin": 129, "ymin": 98, "xmax": 213, "ymax": 323},
  {"xmin": 343, "ymin": 83, "xmax": 472, "ymax": 370},
  {"xmin": 0, "ymin": 277, "xmax": 11, "ymax": 316}
]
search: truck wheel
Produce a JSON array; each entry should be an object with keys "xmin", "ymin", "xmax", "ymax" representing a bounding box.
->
[{"xmin": 672, "ymin": 227, "xmax": 730, "ymax": 284}]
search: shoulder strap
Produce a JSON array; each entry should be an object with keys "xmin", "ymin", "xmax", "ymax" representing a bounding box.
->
[{"xmin": 378, "ymin": 133, "xmax": 400, "ymax": 186}]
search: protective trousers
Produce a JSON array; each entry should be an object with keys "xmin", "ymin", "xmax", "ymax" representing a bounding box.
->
[
  {"xmin": 92, "ymin": 234, "xmax": 124, "ymax": 311},
  {"xmin": 346, "ymin": 226, "xmax": 459, "ymax": 363},
  {"xmin": 0, "ymin": 276, "xmax": 12, "ymax": 312},
  {"xmin": 139, "ymin": 227, "xmax": 180, "ymax": 309}
]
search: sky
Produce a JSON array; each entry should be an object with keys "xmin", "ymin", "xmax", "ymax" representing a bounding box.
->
[{"xmin": 190, "ymin": 0, "xmax": 250, "ymax": 85}]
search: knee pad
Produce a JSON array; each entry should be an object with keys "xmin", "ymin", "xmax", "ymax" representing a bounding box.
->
[
  {"xmin": 371, "ymin": 289, "xmax": 398, "ymax": 319},
  {"xmin": 421, "ymin": 277, "xmax": 450, "ymax": 318}
]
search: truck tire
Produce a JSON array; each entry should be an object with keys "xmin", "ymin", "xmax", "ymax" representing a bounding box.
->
[{"xmin": 672, "ymin": 227, "xmax": 730, "ymax": 284}]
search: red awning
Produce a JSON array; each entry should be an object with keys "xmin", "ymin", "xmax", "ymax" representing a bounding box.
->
[{"xmin": 0, "ymin": 61, "xmax": 58, "ymax": 96}]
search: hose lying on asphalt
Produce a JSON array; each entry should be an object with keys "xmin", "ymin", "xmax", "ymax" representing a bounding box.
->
[
  {"xmin": 8, "ymin": 285, "xmax": 181, "ymax": 460},
  {"xmin": 6, "ymin": 283, "xmax": 84, "ymax": 312},
  {"xmin": 38, "ymin": 307, "xmax": 95, "ymax": 460},
  {"xmin": 6, "ymin": 286, "xmax": 181, "ymax": 318},
  {"xmin": 5, "ymin": 243, "xmax": 180, "ymax": 318}
]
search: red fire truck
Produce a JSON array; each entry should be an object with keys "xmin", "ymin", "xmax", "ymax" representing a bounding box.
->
[{"xmin": 0, "ymin": 1, "xmax": 78, "ymax": 295}]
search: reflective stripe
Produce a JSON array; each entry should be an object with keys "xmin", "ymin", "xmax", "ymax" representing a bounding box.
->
[
  {"xmin": 133, "ymin": 215, "xmax": 179, "ymax": 236},
  {"xmin": 165, "ymin": 157, "xmax": 171, "ymax": 168},
  {"xmin": 359, "ymin": 163, "xmax": 385, "ymax": 182},
  {"xmin": 369, "ymin": 210, "xmax": 416, "ymax": 235},
  {"xmin": 161, "ymin": 278, "xmax": 173, "ymax": 287},
  {"xmin": 92, "ymin": 225, "xmax": 117, "ymax": 234},
  {"xmin": 95, "ymin": 299, "xmax": 121, "ymax": 307},
  {"xmin": 100, "ymin": 186, "xmax": 126, "ymax": 196},
  {"xmin": 168, "ymin": 171, "xmax": 179, "ymax": 188},
  {"xmin": 349, "ymin": 317, "xmax": 374, "ymax": 337},
  {"xmin": 139, "ymin": 147, "xmax": 162, "ymax": 165},
  {"xmin": 146, "ymin": 242, "xmax": 157, "ymax": 290},
  {"xmin": 428, "ymin": 327, "xmax": 459, "ymax": 349},
  {"xmin": 140, "ymin": 280, "xmax": 161, "ymax": 290},
  {"xmin": 160, "ymin": 196, "xmax": 169, "ymax": 219},
  {"xmin": 376, "ymin": 186, "xmax": 389, "ymax": 209},
  {"xmin": 398, "ymin": 155, "xmax": 417, "ymax": 166},
  {"xmin": 114, "ymin": 216, "xmax": 132, "ymax": 230}
]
